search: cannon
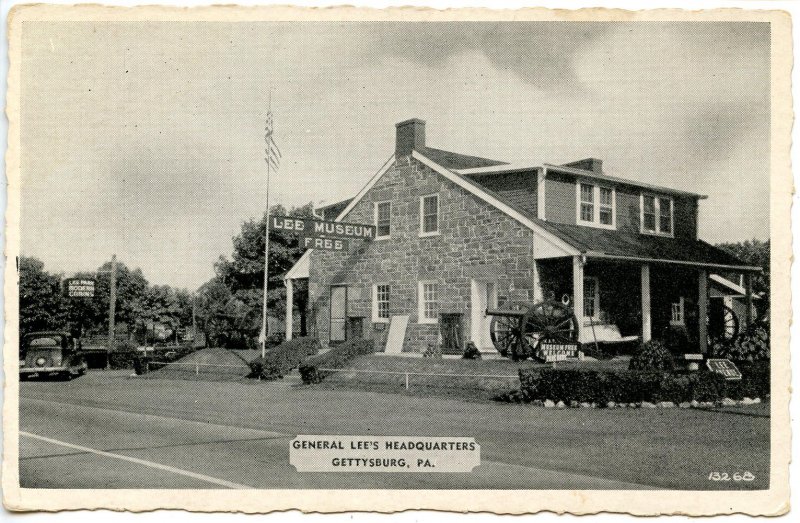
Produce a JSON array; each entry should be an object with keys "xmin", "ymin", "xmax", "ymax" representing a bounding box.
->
[{"xmin": 487, "ymin": 300, "xmax": 579, "ymax": 361}]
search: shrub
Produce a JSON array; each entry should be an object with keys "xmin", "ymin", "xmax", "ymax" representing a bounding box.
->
[
  {"xmin": 662, "ymin": 325, "xmax": 692, "ymax": 355},
  {"xmin": 248, "ymin": 337, "xmax": 321, "ymax": 380},
  {"xmin": 299, "ymin": 338, "xmax": 375, "ymax": 384},
  {"xmin": 462, "ymin": 341, "xmax": 482, "ymax": 360},
  {"xmin": 518, "ymin": 368, "xmax": 739, "ymax": 404},
  {"xmin": 108, "ymin": 350, "xmax": 140, "ymax": 370},
  {"xmin": 720, "ymin": 361, "xmax": 770, "ymax": 400},
  {"xmin": 422, "ymin": 343, "xmax": 443, "ymax": 359},
  {"xmin": 712, "ymin": 325, "xmax": 770, "ymax": 362},
  {"xmin": 629, "ymin": 340, "xmax": 674, "ymax": 371}
]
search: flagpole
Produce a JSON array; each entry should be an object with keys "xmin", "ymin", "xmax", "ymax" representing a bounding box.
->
[{"xmin": 260, "ymin": 93, "xmax": 272, "ymax": 359}]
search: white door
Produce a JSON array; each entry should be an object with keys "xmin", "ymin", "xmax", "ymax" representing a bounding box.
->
[{"xmin": 471, "ymin": 280, "xmax": 497, "ymax": 351}]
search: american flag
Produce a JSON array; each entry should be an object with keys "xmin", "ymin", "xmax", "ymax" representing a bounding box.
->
[{"xmin": 264, "ymin": 110, "xmax": 281, "ymax": 171}]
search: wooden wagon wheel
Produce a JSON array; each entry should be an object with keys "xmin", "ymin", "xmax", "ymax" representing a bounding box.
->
[
  {"xmin": 521, "ymin": 300, "xmax": 579, "ymax": 362},
  {"xmin": 489, "ymin": 301, "xmax": 530, "ymax": 357},
  {"xmin": 708, "ymin": 304, "xmax": 739, "ymax": 343}
]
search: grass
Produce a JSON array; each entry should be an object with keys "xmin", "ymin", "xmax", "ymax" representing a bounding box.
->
[
  {"xmin": 143, "ymin": 348, "xmax": 250, "ymax": 382},
  {"xmin": 318, "ymin": 354, "xmax": 631, "ymax": 402}
]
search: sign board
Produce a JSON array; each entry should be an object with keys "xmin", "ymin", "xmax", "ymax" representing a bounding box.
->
[
  {"xmin": 705, "ymin": 358, "xmax": 743, "ymax": 380},
  {"xmin": 683, "ymin": 353, "xmax": 704, "ymax": 361},
  {"xmin": 270, "ymin": 216, "xmax": 375, "ymax": 240},
  {"xmin": 538, "ymin": 341, "xmax": 579, "ymax": 362},
  {"xmin": 64, "ymin": 278, "xmax": 96, "ymax": 298},
  {"xmin": 301, "ymin": 236, "xmax": 350, "ymax": 251}
]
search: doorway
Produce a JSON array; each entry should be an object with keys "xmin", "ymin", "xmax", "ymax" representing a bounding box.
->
[{"xmin": 471, "ymin": 279, "xmax": 498, "ymax": 351}]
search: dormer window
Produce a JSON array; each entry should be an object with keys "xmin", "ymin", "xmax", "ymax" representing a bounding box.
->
[
  {"xmin": 641, "ymin": 194, "xmax": 673, "ymax": 236},
  {"xmin": 576, "ymin": 182, "xmax": 615, "ymax": 229}
]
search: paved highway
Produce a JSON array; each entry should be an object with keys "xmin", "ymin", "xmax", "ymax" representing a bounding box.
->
[{"xmin": 18, "ymin": 371, "xmax": 769, "ymax": 490}]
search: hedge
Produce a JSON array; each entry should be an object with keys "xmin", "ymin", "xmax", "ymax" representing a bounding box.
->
[
  {"xmin": 299, "ymin": 339, "xmax": 375, "ymax": 384},
  {"xmin": 518, "ymin": 361, "xmax": 769, "ymax": 404},
  {"xmin": 248, "ymin": 336, "xmax": 321, "ymax": 380}
]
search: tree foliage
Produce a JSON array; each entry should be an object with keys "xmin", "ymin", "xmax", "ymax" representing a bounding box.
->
[
  {"xmin": 715, "ymin": 239, "xmax": 770, "ymax": 317},
  {"xmin": 201, "ymin": 202, "xmax": 314, "ymax": 347}
]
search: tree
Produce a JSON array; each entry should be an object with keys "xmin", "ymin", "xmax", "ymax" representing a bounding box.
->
[
  {"xmin": 214, "ymin": 202, "xmax": 314, "ymax": 340},
  {"xmin": 86, "ymin": 260, "xmax": 149, "ymax": 336},
  {"xmin": 18, "ymin": 256, "xmax": 67, "ymax": 337}
]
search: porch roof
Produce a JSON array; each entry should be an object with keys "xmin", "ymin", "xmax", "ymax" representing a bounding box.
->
[{"xmin": 533, "ymin": 221, "xmax": 762, "ymax": 272}]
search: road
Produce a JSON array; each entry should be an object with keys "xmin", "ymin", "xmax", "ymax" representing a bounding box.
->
[{"xmin": 18, "ymin": 371, "xmax": 770, "ymax": 490}]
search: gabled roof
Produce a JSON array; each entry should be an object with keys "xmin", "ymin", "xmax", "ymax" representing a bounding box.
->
[
  {"xmin": 417, "ymin": 146, "xmax": 507, "ymax": 170},
  {"xmin": 285, "ymin": 147, "xmax": 758, "ymax": 280}
]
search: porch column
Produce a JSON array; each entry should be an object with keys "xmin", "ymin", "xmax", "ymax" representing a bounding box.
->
[
  {"xmin": 532, "ymin": 260, "xmax": 543, "ymax": 302},
  {"xmin": 641, "ymin": 264, "xmax": 651, "ymax": 343},
  {"xmin": 572, "ymin": 256, "xmax": 584, "ymax": 342},
  {"xmin": 744, "ymin": 273, "xmax": 754, "ymax": 327},
  {"xmin": 285, "ymin": 278, "xmax": 294, "ymax": 341},
  {"xmin": 698, "ymin": 270, "xmax": 708, "ymax": 354}
]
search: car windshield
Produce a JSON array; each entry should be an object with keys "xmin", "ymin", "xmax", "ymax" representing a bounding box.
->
[{"xmin": 29, "ymin": 337, "xmax": 60, "ymax": 348}]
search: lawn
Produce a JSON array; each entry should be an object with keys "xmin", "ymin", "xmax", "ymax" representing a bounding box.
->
[{"xmin": 318, "ymin": 354, "xmax": 630, "ymax": 401}]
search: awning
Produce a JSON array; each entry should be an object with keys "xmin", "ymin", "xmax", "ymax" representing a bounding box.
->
[{"xmin": 285, "ymin": 251, "xmax": 310, "ymax": 280}]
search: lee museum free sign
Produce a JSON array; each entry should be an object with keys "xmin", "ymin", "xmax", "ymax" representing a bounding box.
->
[{"xmin": 270, "ymin": 215, "xmax": 375, "ymax": 251}]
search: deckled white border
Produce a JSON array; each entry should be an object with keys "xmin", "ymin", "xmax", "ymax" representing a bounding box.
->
[{"xmin": 1, "ymin": 2, "xmax": 792, "ymax": 516}]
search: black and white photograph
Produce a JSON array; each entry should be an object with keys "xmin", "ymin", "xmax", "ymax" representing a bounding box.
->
[{"xmin": 2, "ymin": 2, "xmax": 792, "ymax": 516}]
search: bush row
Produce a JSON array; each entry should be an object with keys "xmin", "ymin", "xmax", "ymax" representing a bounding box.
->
[
  {"xmin": 518, "ymin": 361, "xmax": 769, "ymax": 404},
  {"xmin": 299, "ymin": 339, "xmax": 375, "ymax": 384},
  {"xmin": 248, "ymin": 337, "xmax": 321, "ymax": 380}
]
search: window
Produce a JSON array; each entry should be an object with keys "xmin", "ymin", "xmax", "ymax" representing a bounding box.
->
[
  {"xmin": 418, "ymin": 281, "xmax": 438, "ymax": 324},
  {"xmin": 670, "ymin": 297, "xmax": 685, "ymax": 326},
  {"xmin": 599, "ymin": 187, "xmax": 614, "ymax": 225},
  {"xmin": 583, "ymin": 276, "xmax": 600, "ymax": 320},
  {"xmin": 375, "ymin": 201, "xmax": 391, "ymax": 239},
  {"xmin": 420, "ymin": 194, "xmax": 439, "ymax": 236},
  {"xmin": 579, "ymin": 184, "xmax": 594, "ymax": 222},
  {"xmin": 576, "ymin": 182, "xmax": 615, "ymax": 229},
  {"xmin": 641, "ymin": 194, "xmax": 673, "ymax": 236},
  {"xmin": 373, "ymin": 284, "xmax": 390, "ymax": 322}
]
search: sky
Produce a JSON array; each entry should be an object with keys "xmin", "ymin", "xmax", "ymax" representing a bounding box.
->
[{"xmin": 19, "ymin": 21, "xmax": 771, "ymax": 290}]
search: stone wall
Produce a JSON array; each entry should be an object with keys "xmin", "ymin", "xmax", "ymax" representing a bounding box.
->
[{"xmin": 308, "ymin": 156, "xmax": 536, "ymax": 353}]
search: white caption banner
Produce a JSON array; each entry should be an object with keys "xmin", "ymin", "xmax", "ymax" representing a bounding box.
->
[{"xmin": 290, "ymin": 435, "xmax": 480, "ymax": 473}]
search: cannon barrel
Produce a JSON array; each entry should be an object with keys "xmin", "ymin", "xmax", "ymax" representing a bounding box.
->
[{"xmin": 485, "ymin": 307, "xmax": 527, "ymax": 318}]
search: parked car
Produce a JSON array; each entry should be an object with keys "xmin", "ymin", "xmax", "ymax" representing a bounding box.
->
[{"xmin": 20, "ymin": 331, "xmax": 87, "ymax": 380}]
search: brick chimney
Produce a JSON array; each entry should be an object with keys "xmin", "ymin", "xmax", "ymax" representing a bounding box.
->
[
  {"xmin": 395, "ymin": 118, "xmax": 426, "ymax": 157},
  {"xmin": 563, "ymin": 158, "xmax": 603, "ymax": 174}
]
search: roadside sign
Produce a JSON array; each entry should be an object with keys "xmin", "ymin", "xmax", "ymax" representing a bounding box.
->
[
  {"xmin": 301, "ymin": 236, "xmax": 350, "ymax": 251},
  {"xmin": 64, "ymin": 278, "xmax": 96, "ymax": 298},
  {"xmin": 706, "ymin": 358, "xmax": 743, "ymax": 380},
  {"xmin": 538, "ymin": 341, "xmax": 579, "ymax": 362},
  {"xmin": 270, "ymin": 215, "xmax": 375, "ymax": 240}
]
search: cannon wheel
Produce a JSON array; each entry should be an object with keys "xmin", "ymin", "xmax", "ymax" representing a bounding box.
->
[
  {"xmin": 709, "ymin": 304, "xmax": 739, "ymax": 343},
  {"xmin": 489, "ymin": 301, "xmax": 530, "ymax": 357},
  {"xmin": 522, "ymin": 301, "xmax": 579, "ymax": 362}
]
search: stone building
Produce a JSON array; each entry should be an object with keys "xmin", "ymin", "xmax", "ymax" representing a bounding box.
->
[{"xmin": 284, "ymin": 119, "xmax": 760, "ymax": 356}]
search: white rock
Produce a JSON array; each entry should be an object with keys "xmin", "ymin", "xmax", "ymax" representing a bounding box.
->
[
  {"xmin": 606, "ymin": 401, "xmax": 616, "ymax": 409},
  {"xmin": 741, "ymin": 397, "xmax": 754, "ymax": 404},
  {"xmin": 721, "ymin": 398, "xmax": 737, "ymax": 407},
  {"xmin": 531, "ymin": 399, "xmax": 544, "ymax": 407},
  {"xmin": 556, "ymin": 400, "xmax": 567, "ymax": 409},
  {"xmin": 690, "ymin": 400, "xmax": 700, "ymax": 408},
  {"xmin": 753, "ymin": 398, "xmax": 762, "ymax": 404},
  {"xmin": 580, "ymin": 402, "xmax": 591, "ymax": 408},
  {"xmin": 701, "ymin": 401, "xmax": 715, "ymax": 408},
  {"xmin": 641, "ymin": 401, "xmax": 656, "ymax": 409},
  {"xmin": 591, "ymin": 402, "xmax": 598, "ymax": 408},
  {"xmin": 569, "ymin": 400, "xmax": 580, "ymax": 408},
  {"xmin": 618, "ymin": 403, "xmax": 628, "ymax": 408},
  {"xmin": 679, "ymin": 402, "xmax": 691, "ymax": 409},
  {"xmin": 658, "ymin": 401, "xmax": 676, "ymax": 408},
  {"xmin": 544, "ymin": 399, "xmax": 555, "ymax": 408}
]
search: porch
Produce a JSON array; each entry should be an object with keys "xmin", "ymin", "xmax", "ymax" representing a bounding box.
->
[{"xmin": 535, "ymin": 255, "xmax": 758, "ymax": 353}]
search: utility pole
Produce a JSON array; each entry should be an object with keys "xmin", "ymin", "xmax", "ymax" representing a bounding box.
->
[{"xmin": 107, "ymin": 254, "xmax": 118, "ymax": 353}]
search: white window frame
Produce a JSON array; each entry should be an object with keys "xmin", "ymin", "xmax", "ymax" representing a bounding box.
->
[
  {"xmin": 575, "ymin": 181, "xmax": 616, "ymax": 230},
  {"xmin": 640, "ymin": 193, "xmax": 674, "ymax": 237},
  {"xmin": 372, "ymin": 283, "xmax": 390, "ymax": 323},
  {"xmin": 419, "ymin": 194, "xmax": 440, "ymax": 237},
  {"xmin": 374, "ymin": 200, "xmax": 391, "ymax": 240},
  {"xmin": 670, "ymin": 297, "xmax": 685, "ymax": 326},
  {"xmin": 417, "ymin": 281, "xmax": 439, "ymax": 324},
  {"xmin": 583, "ymin": 276, "xmax": 600, "ymax": 320}
]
